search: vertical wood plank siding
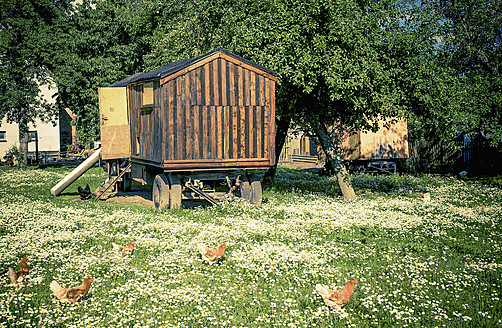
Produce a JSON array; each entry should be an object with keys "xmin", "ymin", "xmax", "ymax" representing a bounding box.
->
[
  {"xmin": 131, "ymin": 57, "xmax": 275, "ymax": 169},
  {"xmin": 129, "ymin": 81, "xmax": 162, "ymax": 162}
]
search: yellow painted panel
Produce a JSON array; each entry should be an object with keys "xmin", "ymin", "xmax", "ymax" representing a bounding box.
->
[
  {"xmin": 101, "ymin": 125, "xmax": 131, "ymax": 160},
  {"xmin": 360, "ymin": 118, "xmax": 409, "ymax": 160},
  {"xmin": 142, "ymin": 83, "xmax": 154, "ymax": 105},
  {"xmin": 99, "ymin": 87, "xmax": 130, "ymax": 159},
  {"xmin": 99, "ymin": 87, "xmax": 128, "ymax": 126}
]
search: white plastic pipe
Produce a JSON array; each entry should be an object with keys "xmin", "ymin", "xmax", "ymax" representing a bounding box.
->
[{"xmin": 50, "ymin": 148, "xmax": 101, "ymax": 196}]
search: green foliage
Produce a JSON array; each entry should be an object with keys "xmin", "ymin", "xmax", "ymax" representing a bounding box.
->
[
  {"xmin": 459, "ymin": 175, "xmax": 502, "ymax": 189},
  {"xmin": 269, "ymin": 167, "xmax": 436, "ymax": 195},
  {"xmin": 0, "ymin": 0, "xmax": 69, "ymax": 131},
  {"xmin": 38, "ymin": 0, "xmax": 164, "ymax": 146},
  {"xmin": 417, "ymin": 0, "xmax": 502, "ymax": 147},
  {"xmin": 4, "ymin": 145, "xmax": 27, "ymax": 169},
  {"xmin": 2, "ymin": 0, "xmax": 500, "ymax": 161},
  {"xmin": 149, "ymin": 0, "xmax": 408, "ymax": 130}
]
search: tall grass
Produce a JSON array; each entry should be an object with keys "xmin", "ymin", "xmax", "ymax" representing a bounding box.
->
[{"xmin": 0, "ymin": 166, "xmax": 501, "ymax": 327}]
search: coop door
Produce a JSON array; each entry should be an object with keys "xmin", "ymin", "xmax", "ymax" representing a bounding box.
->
[{"xmin": 98, "ymin": 87, "xmax": 131, "ymax": 160}]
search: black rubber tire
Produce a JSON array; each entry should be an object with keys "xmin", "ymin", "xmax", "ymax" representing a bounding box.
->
[
  {"xmin": 240, "ymin": 176, "xmax": 252, "ymax": 202},
  {"xmin": 168, "ymin": 175, "xmax": 182, "ymax": 209},
  {"xmin": 249, "ymin": 175, "xmax": 262, "ymax": 206},
  {"xmin": 153, "ymin": 174, "xmax": 170, "ymax": 209}
]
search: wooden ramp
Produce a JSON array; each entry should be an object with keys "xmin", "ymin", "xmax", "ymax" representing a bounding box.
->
[{"xmin": 94, "ymin": 163, "xmax": 132, "ymax": 201}]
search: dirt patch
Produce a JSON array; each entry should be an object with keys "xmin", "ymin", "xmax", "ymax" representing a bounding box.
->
[
  {"xmin": 102, "ymin": 189, "xmax": 208, "ymax": 209},
  {"xmin": 104, "ymin": 190, "xmax": 154, "ymax": 208}
]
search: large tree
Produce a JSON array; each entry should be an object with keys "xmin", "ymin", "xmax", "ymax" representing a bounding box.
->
[
  {"xmin": 385, "ymin": 0, "xmax": 502, "ymax": 172},
  {"xmin": 431, "ymin": 0, "xmax": 502, "ymax": 146},
  {"xmin": 38, "ymin": 0, "xmax": 163, "ymax": 148},
  {"xmin": 0, "ymin": 0, "xmax": 70, "ymax": 155},
  {"xmin": 7, "ymin": 0, "xmax": 496, "ymax": 181},
  {"xmin": 147, "ymin": 0, "xmax": 411, "ymax": 198}
]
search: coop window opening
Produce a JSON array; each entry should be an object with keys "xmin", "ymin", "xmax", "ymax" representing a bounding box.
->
[
  {"xmin": 140, "ymin": 106, "xmax": 153, "ymax": 115},
  {"xmin": 142, "ymin": 82, "xmax": 154, "ymax": 105},
  {"xmin": 0, "ymin": 131, "xmax": 6, "ymax": 142}
]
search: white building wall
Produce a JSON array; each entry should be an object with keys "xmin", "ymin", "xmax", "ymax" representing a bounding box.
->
[
  {"xmin": 0, "ymin": 121, "xmax": 20, "ymax": 158},
  {"xmin": 0, "ymin": 82, "xmax": 60, "ymax": 159},
  {"xmin": 27, "ymin": 119, "xmax": 60, "ymax": 153}
]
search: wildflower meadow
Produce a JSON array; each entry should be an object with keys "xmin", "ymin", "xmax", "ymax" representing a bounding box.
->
[{"xmin": 0, "ymin": 166, "xmax": 501, "ymax": 327}]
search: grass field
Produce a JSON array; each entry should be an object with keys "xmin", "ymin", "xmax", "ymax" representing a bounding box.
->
[{"xmin": 0, "ymin": 166, "xmax": 501, "ymax": 327}]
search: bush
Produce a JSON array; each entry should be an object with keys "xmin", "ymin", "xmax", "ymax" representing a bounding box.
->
[{"xmin": 4, "ymin": 145, "xmax": 27, "ymax": 169}]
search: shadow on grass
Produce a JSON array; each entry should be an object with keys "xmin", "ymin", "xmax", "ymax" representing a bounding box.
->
[{"xmin": 265, "ymin": 167, "xmax": 432, "ymax": 197}]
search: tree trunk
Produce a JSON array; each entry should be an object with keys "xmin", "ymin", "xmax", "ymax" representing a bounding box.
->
[
  {"xmin": 263, "ymin": 115, "xmax": 292, "ymax": 185},
  {"xmin": 18, "ymin": 119, "xmax": 29, "ymax": 160},
  {"xmin": 311, "ymin": 116, "xmax": 357, "ymax": 199}
]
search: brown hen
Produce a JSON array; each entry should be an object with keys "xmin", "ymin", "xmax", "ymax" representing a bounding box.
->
[
  {"xmin": 50, "ymin": 278, "xmax": 95, "ymax": 304},
  {"xmin": 316, "ymin": 279, "xmax": 358, "ymax": 308},
  {"xmin": 197, "ymin": 244, "xmax": 227, "ymax": 265},
  {"xmin": 5, "ymin": 258, "xmax": 30, "ymax": 284},
  {"xmin": 112, "ymin": 241, "xmax": 135, "ymax": 256},
  {"xmin": 16, "ymin": 258, "xmax": 30, "ymax": 280}
]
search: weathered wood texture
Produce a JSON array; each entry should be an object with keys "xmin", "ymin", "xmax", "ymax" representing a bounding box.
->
[
  {"xmin": 338, "ymin": 118, "xmax": 409, "ymax": 160},
  {"xmin": 129, "ymin": 57, "xmax": 276, "ymax": 171},
  {"xmin": 130, "ymin": 81, "xmax": 162, "ymax": 163}
]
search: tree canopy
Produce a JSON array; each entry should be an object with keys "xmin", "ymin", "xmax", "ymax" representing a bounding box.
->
[
  {"xmin": 38, "ymin": 0, "xmax": 162, "ymax": 147},
  {"xmin": 0, "ymin": 0, "xmax": 70, "ymax": 132},
  {"xmin": 1, "ymin": 0, "xmax": 500, "ymax": 155},
  {"xmin": 433, "ymin": 0, "xmax": 502, "ymax": 146}
]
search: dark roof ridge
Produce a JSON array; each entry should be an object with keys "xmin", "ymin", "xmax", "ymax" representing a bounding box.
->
[{"xmin": 107, "ymin": 48, "xmax": 277, "ymax": 87}]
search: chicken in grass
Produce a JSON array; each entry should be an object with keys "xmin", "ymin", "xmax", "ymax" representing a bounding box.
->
[
  {"xmin": 14, "ymin": 257, "xmax": 30, "ymax": 283},
  {"xmin": 418, "ymin": 192, "xmax": 431, "ymax": 202},
  {"xmin": 7, "ymin": 268, "xmax": 18, "ymax": 285},
  {"xmin": 2, "ymin": 258, "xmax": 30, "ymax": 284},
  {"xmin": 197, "ymin": 244, "xmax": 227, "ymax": 265},
  {"xmin": 16, "ymin": 258, "xmax": 30, "ymax": 279},
  {"xmin": 77, "ymin": 184, "xmax": 92, "ymax": 200},
  {"xmin": 316, "ymin": 279, "xmax": 358, "ymax": 308},
  {"xmin": 112, "ymin": 241, "xmax": 135, "ymax": 256},
  {"xmin": 50, "ymin": 278, "xmax": 95, "ymax": 304}
]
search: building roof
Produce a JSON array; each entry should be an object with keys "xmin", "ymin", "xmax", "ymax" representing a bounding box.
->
[
  {"xmin": 108, "ymin": 48, "xmax": 277, "ymax": 87},
  {"xmin": 108, "ymin": 72, "xmax": 143, "ymax": 87}
]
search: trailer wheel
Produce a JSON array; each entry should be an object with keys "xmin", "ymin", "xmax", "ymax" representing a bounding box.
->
[
  {"xmin": 249, "ymin": 175, "xmax": 262, "ymax": 206},
  {"xmin": 168, "ymin": 175, "xmax": 182, "ymax": 209},
  {"xmin": 240, "ymin": 177, "xmax": 252, "ymax": 202},
  {"xmin": 153, "ymin": 174, "xmax": 170, "ymax": 209}
]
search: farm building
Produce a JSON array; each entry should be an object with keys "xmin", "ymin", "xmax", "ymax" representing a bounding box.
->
[
  {"xmin": 279, "ymin": 127, "xmax": 318, "ymax": 164},
  {"xmin": 280, "ymin": 118, "xmax": 409, "ymax": 173},
  {"xmin": 98, "ymin": 48, "xmax": 277, "ymax": 208},
  {"xmin": 336, "ymin": 117, "xmax": 409, "ymax": 161},
  {"xmin": 0, "ymin": 83, "xmax": 65, "ymax": 164}
]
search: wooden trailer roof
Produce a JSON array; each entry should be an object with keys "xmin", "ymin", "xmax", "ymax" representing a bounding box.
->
[
  {"xmin": 109, "ymin": 48, "xmax": 277, "ymax": 88},
  {"xmin": 108, "ymin": 72, "xmax": 143, "ymax": 87}
]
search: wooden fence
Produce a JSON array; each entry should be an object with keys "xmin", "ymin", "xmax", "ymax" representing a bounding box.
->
[{"xmin": 406, "ymin": 138, "xmax": 501, "ymax": 174}]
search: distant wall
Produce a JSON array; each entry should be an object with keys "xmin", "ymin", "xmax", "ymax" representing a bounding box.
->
[
  {"xmin": 0, "ymin": 121, "xmax": 20, "ymax": 158},
  {"xmin": 0, "ymin": 83, "xmax": 61, "ymax": 160}
]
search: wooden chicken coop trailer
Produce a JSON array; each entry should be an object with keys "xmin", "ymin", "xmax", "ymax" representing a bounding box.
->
[{"xmin": 98, "ymin": 48, "xmax": 277, "ymax": 209}]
